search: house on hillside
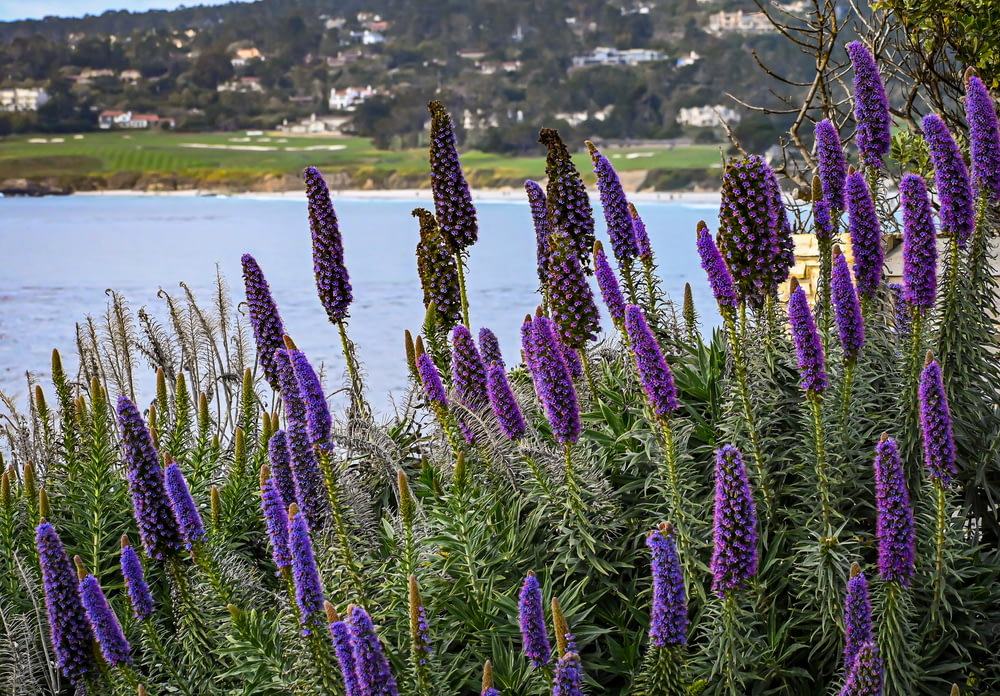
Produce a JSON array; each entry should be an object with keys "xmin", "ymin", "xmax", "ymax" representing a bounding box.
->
[
  {"xmin": 231, "ymin": 48, "xmax": 264, "ymax": 67},
  {"xmin": 98, "ymin": 110, "xmax": 176, "ymax": 129},
  {"xmin": 571, "ymin": 46, "xmax": 668, "ymax": 68},
  {"xmin": 676, "ymin": 105, "xmax": 741, "ymax": 127},
  {"xmin": 706, "ymin": 10, "xmax": 774, "ymax": 35},
  {"xmin": 0, "ymin": 87, "xmax": 49, "ymax": 111},
  {"xmin": 329, "ymin": 85, "xmax": 379, "ymax": 111},
  {"xmin": 218, "ymin": 77, "xmax": 264, "ymax": 93}
]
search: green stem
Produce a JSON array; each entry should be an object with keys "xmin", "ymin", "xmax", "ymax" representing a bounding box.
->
[
  {"xmin": 454, "ymin": 252, "xmax": 471, "ymax": 328},
  {"xmin": 931, "ymin": 478, "xmax": 948, "ymax": 617},
  {"xmin": 809, "ymin": 392, "xmax": 832, "ymax": 534},
  {"xmin": 578, "ymin": 347, "xmax": 598, "ymax": 399},
  {"xmin": 642, "ymin": 262, "xmax": 658, "ymax": 311},
  {"xmin": 142, "ymin": 620, "xmax": 191, "ymax": 696},
  {"xmin": 719, "ymin": 593, "xmax": 742, "ymax": 696},
  {"xmin": 817, "ymin": 236, "xmax": 833, "ymax": 348},
  {"xmin": 621, "ymin": 258, "xmax": 640, "ymax": 307},
  {"xmin": 839, "ymin": 359, "xmax": 856, "ymax": 446},
  {"xmin": 337, "ymin": 319, "xmax": 371, "ymax": 420},
  {"xmin": 563, "ymin": 443, "xmax": 585, "ymax": 519},
  {"xmin": 659, "ymin": 420, "xmax": 700, "ymax": 602},
  {"xmin": 317, "ymin": 446, "xmax": 365, "ymax": 602}
]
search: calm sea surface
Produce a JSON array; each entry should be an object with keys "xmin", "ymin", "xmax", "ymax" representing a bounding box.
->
[{"xmin": 0, "ymin": 194, "xmax": 721, "ymax": 411}]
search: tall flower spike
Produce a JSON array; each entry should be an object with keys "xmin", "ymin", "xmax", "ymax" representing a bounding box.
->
[
  {"xmin": 843, "ymin": 563, "xmax": 872, "ymax": 673},
  {"xmin": 762, "ymin": 164, "xmax": 796, "ymax": 292},
  {"xmin": 408, "ymin": 575, "xmax": 432, "ymax": 669},
  {"xmin": 164, "ymin": 459, "xmax": 205, "ymax": 549},
  {"xmin": 267, "ymin": 430, "xmax": 298, "ymax": 507},
  {"xmin": 349, "ymin": 605, "xmax": 399, "ymax": 696},
  {"xmin": 288, "ymin": 504, "xmax": 325, "ymax": 635},
  {"xmin": 241, "ymin": 253, "xmax": 286, "ymax": 390},
  {"xmin": 540, "ymin": 128, "xmax": 595, "ymax": 269},
  {"xmin": 631, "ymin": 202, "xmax": 653, "ymax": 261},
  {"xmin": 525, "ymin": 180, "xmax": 551, "ymax": 289},
  {"xmin": 788, "ymin": 277, "xmax": 828, "ymax": 392},
  {"xmin": 326, "ymin": 602, "xmax": 361, "ymax": 696},
  {"xmin": 588, "ymin": 141, "xmax": 638, "ymax": 263},
  {"xmin": 965, "ymin": 73, "xmax": 1000, "ymax": 204},
  {"xmin": 552, "ymin": 652, "xmax": 586, "ymax": 696},
  {"xmin": 116, "ymin": 396, "xmax": 182, "ymax": 560},
  {"xmin": 428, "ymin": 100, "xmax": 477, "ymax": 251},
  {"xmin": 624, "ymin": 305, "xmax": 678, "ymax": 421},
  {"xmin": 594, "ymin": 241, "xmax": 626, "ymax": 325},
  {"xmin": 923, "ymin": 113, "xmax": 976, "ymax": 246},
  {"xmin": 452, "ymin": 325, "xmax": 489, "ymax": 410},
  {"xmin": 413, "ymin": 208, "xmax": 463, "ymax": 328},
  {"xmin": 120, "ymin": 536, "xmax": 154, "ymax": 620},
  {"xmin": 846, "ymin": 41, "xmax": 891, "ymax": 169},
  {"xmin": 815, "ymin": 119, "xmax": 848, "ymax": 210},
  {"xmin": 521, "ymin": 316, "xmax": 580, "ymax": 444},
  {"xmin": 900, "ymin": 174, "xmax": 937, "ymax": 312},
  {"xmin": 478, "ymin": 326, "xmax": 504, "ymax": 368},
  {"xmin": 36, "ymin": 521, "xmax": 95, "ymax": 683},
  {"xmin": 486, "ymin": 363, "xmax": 527, "ymax": 440},
  {"xmin": 545, "ymin": 232, "xmax": 601, "ymax": 348},
  {"xmin": 77, "ymin": 559, "xmax": 132, "ymax": 666},
  {"xmin": 519, "ymin": 571, "xmax": 551, "ymax": 667},
  {"xmin": 286, "ymin": 340, "xmax": 332, "ymax": 444},
  {"xmin": 831, "ymin": 247, "xmax": 865, "ymax": 362},
  {"xmin": 873, "ymin": 435, "xmax": 916, "ymax": 585},
  {"xmin": 482, "ymin": 660, "xmax": 500, "ymax": 696},
  {"xmin": 696, "ymin": 221, "xmax": 738, "ymax": 310},
  {"xmin": 888, "ymin": 282, "xmax": 912, "ymax": 339},
  {"xmin": 304, "ymin": 166, "xmax": 352, "ymax": 323},
  {"xmin": 417, "ymin": 353, "xmax": 448, "ymax": 406},
  {"xmin": 814, "ymin": 197, "xmax": 834, "ymax": 243},
  {"xmin": 845, "ymin": 172, "xmax": 883, "ymax": 300},
  {"xmin": 838, "ymin": 641, "xmax": 883, "ymax": 696},
  {"xmin": 260, "ymin": 466, "xmax": 292, "ymax": 571},
  {"xmin": 710, "ymin": 445, "xmax": 758, "ymax": 596},
  {"xmin": 647, "ymin": 522, "xmax": 688, "ymax": 646},
  {"xmin": 919, "ymin": 356, "xmax": 957, "ymax": 485}
]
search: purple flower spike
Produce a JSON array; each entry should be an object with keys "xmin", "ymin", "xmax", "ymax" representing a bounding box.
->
[
  {"xmin": 525, "ymin": 180, "xmax": 551, "ymax": 288},
  {"xmin": 349, "ymin": 605, "xmax": 399, "ymax": 696},
  {"xmin": 919, "ymin": 359, "xmax": 957, "ymax": 485},
  {"xmin": 923, "ymin": 113, "xmax": 976, "ymax": 246},
  {"xmin": 479, "ymin": 327, "xmax": 504, "ymax": 368},
  {"xmin": 839, "ymin": 641, "xmax": 883, "ymax": 696},
  {"xmin": 417, "ymin": 353, "xmax": 448, "ymax": 406},
  {"xmin": 164, "ymin": 460, "xmax": 205, "ymax": 549},
  {"xmin": 846, "ymin": 41, "xmax": 891, "ymax": 169},
  {"xmin": 873, "ymin": 436, "xmax": 916, "ymax": 585},
  {"xmin": 589, "ymin": 142, "xmax": 638, "ymax": 262},
  {"xmin": 452, "ymin": 325, "xmax": 489, "ymax": 410},
  {"xmin": 116, "ymin": 396, "xmax": 182, "ymax": 560},
  {"xmin": 522, "ymin": 316, "xmax": 581, "ymax": 444},
  {"xmin": 788, "ymin": 280, "xmax": 828, "ymax": 393},
  {"xmin": 966, "ymin": 74, "xmax": 1000, "ymax": 204},
  {"xmin": 428, "ymin": 101, "xmax": 478, "ymax": 251},
  {"xmin": 260, "ymin": 473, "xmax": 292, "ymax": 570},
  {"xmin": 831, "ymin": 249, "xmax": 865, "ymax": 363},
  {"xmin": 710, "ymin": 445, "xmax": 758, "ymax": 597},
  {"xmin": 624, "ymin": 305, "xmax": 678, "ymax": 420},
  {"xmin": 289, "ymin": 506, "xmax": 325, "ymax": 635},
  {"xmin": 647, "ymin": 523, "xmax": 688, "ymax": 647},
  {"xmin": 413, "ymin": 208, "xmax": 463, "ymax": 328},
  {"xmin": 120, "ymin": 540, "xmax": 154, "ymax": 621},
  {"xmin": 487, "ymin": 363, "xmax": 527, "ymax": 440},
  {"xmin": 900, "ymin": 174, "xmax": 937, "ymax": 312},
  {"xmin": 845, "ymin": 172, "xmax": 883, "ymax": 299},
  {"xmin": 552, "ymin": 652, "xmax": 586, "ymax": 696},
  {"xmin": 329, "ymin": 613, "xmax": 361, "ymax": 696},
  {"xmin": 815, "ymin": 119, "xmax": 848, "ymax": 209},
  {"xmin": 843, "ymin": 566, "xmax": 872, "ymax": 672},
  {"xmin": 80, "ymin": 572, "xmax": 132, "ymax": 666},
  {"xmin": 546, "ymin": 232, "xmax": 602, "ymax": 348},
  {"xmin": 696, "ymin": 222, "xmax": 738, "ymax": 310},
  {"xmin": 763, "ymin": 165, "xmax": 796, "ymax": 291},
  {"xmin": 631, "ymin": 202, "xmax": 653, "ymax": 261},
  {"xmin": 36, "ymin": 522, "xmax": 95, "ymax": 683},
  {"xmin": 595, "ymin": 242, "xmax": 626, "ymax": 324},
  {"xmin": 814, "ymin": 198, "xmax": 834, "ymax": 243},
  {"xmin": 540, "ymin": 128, "xmax": 595, "ymax": 269},
  {"xmin": 268, "ymin": 431, "xmax": 298, "ymax": 508},
  {"xmin": 241, "ymin": 254, "xmax": 286, "ymax": 391},
  {"xmin": 305, "ymin": 166, "xmax": 352, "ymax": 323},
  {"xmin": 289, "ymin": 348, "xmax": 331, "ymax": 444},
  {"xmin": 888, "ymin": 283, "xmax": 912, "ymax": 339},
  {"xmin": 519, "ymin": 571, "xmax": 551, "ymax": 667}
]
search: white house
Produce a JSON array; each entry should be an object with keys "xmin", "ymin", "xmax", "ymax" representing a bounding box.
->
[
  {"xmin": 571, "ymin": 46, "xmax": 668, "ymax": 68},
  {"xmin": 676, "ymin": 105, "xmax": 741, "ymax": 128},
  {"xmin": 328, "ymin": 85, "xmax": 378, "ymax": 111},
  {"xmin": 0, "ymin": 87, "xmax": 49, "ymax": 111},
  {"xmin": 98, "ymin": 110, "xmax": 176, "ymax": 129},
  {"xmin": 707, "ymin": 11, "xmax": 774, "ymax": 35}
]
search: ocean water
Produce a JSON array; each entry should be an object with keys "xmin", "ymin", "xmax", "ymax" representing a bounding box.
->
[{"xmin": 0, "ymin": 193, "xmax": 721, "ymax": 411}]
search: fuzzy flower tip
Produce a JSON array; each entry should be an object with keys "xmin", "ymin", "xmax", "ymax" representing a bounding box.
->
[
  {"xmin": 696, "ymin": 223, "xmax": 737, "ymax": 310},
  {"xmin": 36, "ymin": 522, "xmax": 94, "ymax": 683},
  {"xmin": 329, "ymin": 617, "xmax": 361, "ymax": 696},
  {"xmin": 116, "ymin": 396, "xmax": 182, "ymax": 560},
  {"xmin": 873, "ymin": 436, "xmax": 916, "ymax": 585},
  {"xmin": 845, "ymin": 172, "xmax": 883, "ymax": 299},
  {"xmin": 417, "ymin": 353, "xmax": 448, "ymax": 406},
  {"xmin": 289, "ymin": 508, "xmax": 325, "ymax": 635},
  {"xmin": 788, "ymin": 281, "xmax": 828, "ymax": 392},
  {"xmin": 900, "ymin": 174, "xmax": 937, "ymax": 311},
  {"xmin": 631, "ymin": 203, "xmax": 653, "ymax": 261},
  {"xmin": 846, "ymin": 41, "xmax": 891, "ymax": 169},
  {"xmin": 710, "ymin": 445, "xmax": 758, "ymax": 597},
  {"xmin": 919, "ymin": 360, "xmax": 957, "ymax": 485},
  {"xmin": 595, "ymin": 243, "xmax": 626, "ymax": 324},
  {"xmin": 305, "ymin": 166, "xmax": 352, "ymax": 323},
  {"xmin": 843, "ymin": 569, "xmax": 872, "ymax": 672},
  {"xmin": 923, "ymin": 113, "xmax": 976, "ymax": 247},
  {"xmin": 815, "ymin": 119, "xmax": 848, "ymax": 210},
  {"xmin": 839, "ymin": 641, "xmax": 883, "ymax": 696},
  {"xmin": 487, "ymin": 363, "xmax": 527, "ymax": 440},
  {"xmin": 831, "ymin": 250, "xmax": 865, "ymax": 362},
  {"xmin": 625, "ymin": 305, "xmax": 678, "ymax": 420},
  {"xmin": 413, "ymin": 207, "xmax": 463, "ymax": 328},
  {"xmin": 164, "ymin": 461, "xmax": 205, "ymax": 549},
  {"xmin": 241, "ymin": 253, "xmax": 286, "ymax": 390},
  {"xmin": 349, "ymin": 605, "xmax": 399, "ymax": 696},
  {"xmin": 260, "ymin": 475, "xmax": 292, "ymax": 570},
  {"xmin": 479, "ymin": 326, "xmax": 504, "ymax": 368},
  {"xmin": 546, "ymin": 232, "xmax": 601, "ymax": 348},
  {"xmin": 526, "ymin": 180, "xmax": 551, "ymax": 288},
  {"xmin": 289, "ymin": 348, "xmax": 331, "ymax": 444},
  {"xmin": 647, "ymin": 523, "xmax": 688, "ymax": 646},
  {"xmin": 120, "ymin": 542, "xmax": 154, "ymax": 620},
  {"xmin": 966, "ymin": 74, "xmax": 1000, "ymax": 204},
  {"xmin": 519, "ymin": 572, "xmax": 551, "ymax": 667},
  {"xmin": 80, "ymin": 573, "xmax": 132, "ymax": 666},
  {"xmin": 429, "ymin": 100, "xmax": 478, "ymax": 251},
  {"xmin": 522, "ymin": 316, "xmax": 581, "ymax": 444},
  {"xmin": 540, "ymin": 128, "xmax": 595, "ymax": 269},
  {"xmin": 268, "ymin": 430, "xmax": 298, "ymax": 507},
  {"xmin": 452, "ymin": 325, "xmax": 489, "ymax": 410},
  {"xmin": 589, "ymin": 142, "xmax": 638, "ymax": 263},
  {"xmin": 552, "ymin": 652, "xmax": 585, "ymax": 696}
]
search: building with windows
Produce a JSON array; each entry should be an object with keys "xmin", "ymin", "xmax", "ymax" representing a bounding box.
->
[{"xmin": 0, "ymin": 87, "xmax": 49, "ymax": 111}]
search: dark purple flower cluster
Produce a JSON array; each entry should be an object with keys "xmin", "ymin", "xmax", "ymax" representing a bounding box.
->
[
  {"xmin": 873, "ymin": 436, "xmax": 916, "ymax": 585},
  {"xmin": 289, "ymin": 347, "xmax": 331, "ymax": 444},
  {"xmin": 452, "ymin": 325, "xmax": 488, "ymax": 410},
  {"xmin": 630, "ymin": 202, "xmax": 653, "ymax": 262},
  {"xmin": 788, "ymin": 280, "xmax": 828, "ymax": 392},
  {"xmin": 900, "ymin": 174, "xmax": 937, "ymax": 312},
  {"xmin": 888, "ymin": 283, "xmax": 912, "ymax": 339},
  {"xmin": 522, "ymin": 315, "xmax": 581, "ymax": 444},
  {"xmin": 289, "ymin": 506, "xmax": 325, "ymax": 635},
  {"xmin": 552, "ymin": 652, "xmax": 585, "ymax": 696},
  {"xmin": 843, "ymin": 565, "xmax": 872, "ymax": 672},
  {"xmin": 540, "ymin": 128, "xmax": 595, "ymax": 269},
  {"xmin": 588, "ymin": 142, "xmax": 638, "ymax": 263},
  {"xmin": 831, "ymin": 249, "xmax": 865, "ymax": 363},
  {"xmin": 839, "ymin": 641, "xmax": 883, "ymax": 696},
  {"xmin": 646, "ymin": 523, "xmax": 688, "ymax": 647},
  {"xmin": 304, "ymin": 166, "xmax": 353, "ymax": 323},
  {"xmin": 36, "ymin": 522, "xmax": 95, "ymax": 683},
  {"xmin": 478, "ymin": 327, "xmax": 504, "ymax": 368},
  {"xmin": 594, "ymin": 242, "xmax": 626, "ymax": 324},
  {"xmin": 625, "ymin": 305, "xmax": 678, "ymax": 420},
  {"xmin": 545, "ymin": 232, "xmax": 601, "ymax": 348},
  {"xmin": 815, "ymin": 119, "xmax": 848, "ymax": 209},
  {"xmin": 417, "ymin": 353, "xmax": 448, "ymax": 406},
  {"xmin": 268, "ymin": 430, "xmax": 298, "ymax": 507},
  {"xmin": 814, "ymin": 198, "xmax": 834, "ymax": 243},
  {"xmin": 164, "ymin": 460, "xmax": 205, "ymax": 548},
  {"xmin": 79, "ymin": 572, "xmax": 132, "ymax": 666},
  {"xmin": 710, "ymin": 445, "xmax": 758, "ymax": 597},
  {"xmin": 519, "ymin": 571, "xmax": 551, "ymax": 667},
  {"xmin": 845, "ymin": 172, "xmax": 883, "ymax": 299},
  {"xmin": 919, "ymin": 359, "xmax": 957, "ymax": 485},
  {"xmin": 120, "ymin": 539, "xmax": 154, "ymax": 620},
  {"xmin": 260, "ymin": 471, "xmax": 292, "ymax": 570},
  {"xmin": 329, "ymin": 610, "xmax": 361, "ymax": 696},
  {"xmin": 413, "ymin": 208, "xmax": 463, "ymax": 328},
  {"xmin": 923, "ymin": 114, "xmax": 976, "ymax": 246},
  {"xmin": 696, "ymin": 222, "xmax": 738, "ymax": 310},
  {"xmin": 116, "ymin": 396, "xmax": 183, "ymax": 560},
  {"xmin": 966, "ymin": 74, "xmax": 1000, "ymax": 204},
  {"xmin": 241, "ymin": 253, "xmax": 287, "ymax": 390},
  {"xmin": 486, "ymin": 363, "xmax": 527, "ymax": 440},
  {"xmin": 525, "ymin": 180, "xmax": 551, "ymax": 288},
  {"xmin": 762, "ymin": 164, "xmax": 795, "ymax": 290},
  {"xmin": 428, "ymin": 101, "xmax": 478, "ymax": 251},
  {"xmin": 846, "ymin": 41, "xmax": 891, "ymax": 169},
  {"xmin": 349, "ymin": 605, "xmax": 399, "ymax": 696}
]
